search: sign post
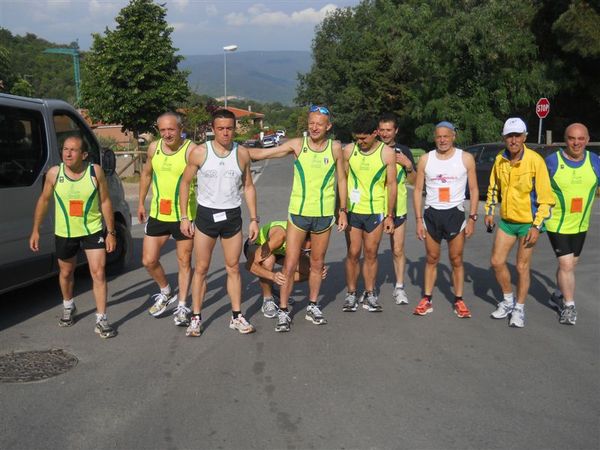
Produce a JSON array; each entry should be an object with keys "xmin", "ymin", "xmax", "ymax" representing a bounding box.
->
[{"xmin": 536, "ymin": 98, "xmax": 550, "ymax": 143}]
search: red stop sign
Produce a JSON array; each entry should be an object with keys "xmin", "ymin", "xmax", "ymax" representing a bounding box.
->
[{"xmin": 536, "ymin": 98, "xmax": 550, "ymax": 119}]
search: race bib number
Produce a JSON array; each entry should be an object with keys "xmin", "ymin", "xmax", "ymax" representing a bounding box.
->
[
  {"xmin": 69, "ymin": 200, "xmax": 84, "ymax": 217},
  {"xmin": 350, "ymin": 189, "xmax": 361, "ymax": 204},
  {"xmin": 570, "ymin": 197, "xmax": 583, "ymax": 213},
  {"xmin": 438, "ymin": 187, "xmax": 450, "ymax": 203},
  {"xmin": 213, "ymin": 211, "xmax": 227, "ymax": 222},
  {"xmin": 159, "ymin": 199, "xmax": 172, "ymax": 216}
]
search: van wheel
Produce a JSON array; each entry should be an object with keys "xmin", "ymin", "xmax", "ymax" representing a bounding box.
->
[{"xmin": 106, "ymin": 220, "xmax": 132, "ymax": 275}]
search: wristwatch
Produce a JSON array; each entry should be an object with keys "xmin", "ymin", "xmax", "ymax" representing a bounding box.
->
[
  {"xmin": 339, "ymin": 207, "xmax": 348, "ymax": 213},
  {"xmin": 250, "ymin": 217, "xmax": 260, "ymax": 223},
  {"xmin": 468, "ymin": 214, "xmax": 478, "ymax": 222},
  {"xmin": 107, "ymin": 229, "xmax": 117, "ymax": 236}
]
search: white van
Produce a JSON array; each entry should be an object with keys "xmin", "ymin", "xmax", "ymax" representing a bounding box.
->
[{"xmin": 0, "ymin": 93, "xmax": 133, "ymax": 294}]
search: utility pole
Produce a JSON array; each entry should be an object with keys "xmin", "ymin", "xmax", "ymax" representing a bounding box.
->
[{"xmin": 43, "ymin": 45, "xmax": 81, "ymax": 104}]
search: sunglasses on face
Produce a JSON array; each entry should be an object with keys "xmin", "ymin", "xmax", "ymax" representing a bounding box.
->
[{"xmin": 309, "ymin": 105, "xmax": 330, "ymax": 115}]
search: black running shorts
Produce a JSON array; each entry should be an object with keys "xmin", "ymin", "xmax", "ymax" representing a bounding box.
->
[
  {"xmin": 55, "ymin": 230, "xmax": 106, "ymax": 260},
  {"xmin": 194, "ymin": 204, "xmax": 242, "ymax": 239},
  {"xmin": 547, "ymin": 231, "xmax": 587, "ymax": 258},
  {"xmin": 423, "ymin": 206, "xmax": 465, "ymax": 242},
  {"xmin": 145, "ymin": 216, "xmax": 190, "ymax": 241},
  {"xmin": 347, "ymin": 212, "xmax": 384, "ymax": 233}
]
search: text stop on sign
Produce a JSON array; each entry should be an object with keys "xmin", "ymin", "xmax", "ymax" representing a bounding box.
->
[{"xmin": 536, "ymin": 98, "xmax": 550, "ymax": 119}]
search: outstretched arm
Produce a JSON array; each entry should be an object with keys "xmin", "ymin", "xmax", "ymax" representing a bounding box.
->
[{"xmin": 248, "ymin": 138, "xmax": 300, "ymax": 161}]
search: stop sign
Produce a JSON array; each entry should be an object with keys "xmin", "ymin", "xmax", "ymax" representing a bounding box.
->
[{"xmin": 536, "ymin": 98, "xmax": 550, "ymax": 119}]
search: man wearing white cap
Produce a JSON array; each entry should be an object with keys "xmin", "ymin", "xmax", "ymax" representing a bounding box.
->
[
  {"xmin": 484, "ymin": 118, "xmax": 554, "ymax": 328},
  {"xmin": 413, "ymin": 121, "xmax": 479, "ymax": 318}
]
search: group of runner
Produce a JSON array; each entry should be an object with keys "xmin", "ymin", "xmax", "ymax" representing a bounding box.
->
[{"xmin": 29, "ymin": 106, "xmax": 598, "ymax": 338}]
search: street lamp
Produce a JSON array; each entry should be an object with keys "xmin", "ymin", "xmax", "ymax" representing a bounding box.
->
[{"xmin": 223, "ymin": 44, "xmax": 238, "ymax": 108}]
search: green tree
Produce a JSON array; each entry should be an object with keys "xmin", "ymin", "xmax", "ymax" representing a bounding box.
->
[
  {"xmin": 298, "ymin": 0, "xmax": 556, "ymax": 145},
  {"xmin": 81, "ymin": 0, "xmax": 189, "ymax": 138}
]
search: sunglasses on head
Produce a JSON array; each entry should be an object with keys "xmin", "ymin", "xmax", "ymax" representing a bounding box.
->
[{"xmin": 309, "ymin": 105, "xmax": 330, "ymax": 115}]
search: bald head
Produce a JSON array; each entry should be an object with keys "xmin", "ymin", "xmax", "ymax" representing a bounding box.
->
[{"xmin": 564, "ymin": 122, "xmax": 589, "ymax": 160}]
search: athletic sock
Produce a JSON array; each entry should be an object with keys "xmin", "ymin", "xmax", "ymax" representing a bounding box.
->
[
  {"xmin": 503, "ymin": 292, "xmax": 514, "ymax": 304},
  {"xmin": 63, "ymin": 299, "xmax": 74, "ymax": 309},
  {"xmin": 232, "ymin": 310, "xmax": 241, "ymax": 319},
  {"xmin": 513, "ymin": 303, "xmax": 524, "ymax": 311},
  {"xmin": 309, "ymin": 300, "xmax": 318, "ymax": 306},
  {"xmin": 280, "ymin": 307, "xmax": 289, "ymax": 313},
  {"xmin": 160, "ymin": 285, "xmax": 171, "ymax": 296},
  {"xmin": 564, "ymin": 301, "xmax": 575, "ymax": 307},
  {"xmin": 263, "ymin": 296, "xmax": 274, "ymax": 301},
  {"xmin": 192, "ymin": 313, "xmax": 202, "ymax": 320},
  {"xmin": 395, "ymin": 283, "xmax": 404, "ymax": 289},
  {"xmin": 95, "ymin": 313, "xmax": 107, "ymax": 323},
  {"xmin": 454, "ymin": 295, "xmax": 463, "ymax": 303}
]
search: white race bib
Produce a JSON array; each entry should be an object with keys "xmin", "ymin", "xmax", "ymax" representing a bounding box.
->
[
  {"xmin": 350, "ymin": 189, "xmax": 361, "ymax": 204},
  {"xmin": 213, "ymin": 211, "xmax": 227, "ymax": 222}
]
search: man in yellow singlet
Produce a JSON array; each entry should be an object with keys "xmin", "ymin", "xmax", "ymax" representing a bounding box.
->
[
  {"xmin": 30, "ymin": 136, "xmax": 117, "ymax": 338},
  {"xmin": 138, "ymin": 112, "xmax": 197, "ymax": 327},
  {"xmin": 249, "ymin": 105, "xmax": 348, "ymax": 332},
  {"xmin": 341, "ymin": 116, "xmax": 397, "ymax": 313}
]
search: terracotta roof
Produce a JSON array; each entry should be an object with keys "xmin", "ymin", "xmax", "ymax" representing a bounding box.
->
[{"xmin": 224, "ymin": 106, "xmax": 264, "ymax": 119}]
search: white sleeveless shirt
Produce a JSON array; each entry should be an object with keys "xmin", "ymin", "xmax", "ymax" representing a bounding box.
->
[
  {"xmin": 424, "ymin": 148, "xmax": 467, "ymax": 210},
  {"xmin": 196, "ymin": 141, "xmax": 243, "ymax": 209}
]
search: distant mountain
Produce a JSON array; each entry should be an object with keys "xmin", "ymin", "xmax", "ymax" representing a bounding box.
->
[{"xmin": 181, "ymin": 51, "xmax": 312, "ymax": 106}]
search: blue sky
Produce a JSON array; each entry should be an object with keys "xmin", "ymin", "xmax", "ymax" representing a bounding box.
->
[{"xmin": 0, "ymin": 0, "xmax": 360, "ymax": 54}]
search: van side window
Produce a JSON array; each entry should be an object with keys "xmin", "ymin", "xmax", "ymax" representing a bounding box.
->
[
  {"xmin": 0, "ymin": 106, "xmax": 47, "ymax": 188},
  {"xmin": 53, "ymin": 112, "xmax": 100, "ymax": 164}
]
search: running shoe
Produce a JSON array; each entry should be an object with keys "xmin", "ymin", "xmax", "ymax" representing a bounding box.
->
[
  {"xmin": 453, "ymin": 300, "xmax": 472, "ymax": 318},
  {"xmin": 342, "ymin": 292, "xmax": 358, "ymax": 312},
  {"xmin": 173, "ymin": 304, "xmax": 191, "ymax": 327},
  {"xmin": 362, "ymin": 291, "xmax": 383, "ymax": 312},
  {"xmin": 186, "ymin": 315, "xmax": 203, "ymax": 337},
  {"xmin": 393, "ymin": 287, "xmax": 409, "ymax": 305},
  {"xmin": 229, "ymin": 315, "xmax": 256, "ymax": 334},
  {"xmin": 491, "ymin": 300, "xmax": 514, "ymax": 319},
  {"xmin": 509, "ymin": 307, "xmax": 525, "ymax": 328},
  {"xmin": 261, "ymin": 297, "xmax": 278, "ymax": 319},
  {"xmin": 59, "ymin": 305, "xmax": 77, "ymax": 327},
  {"xmin": 559, "ymin": 304, "xmax": 577, "ymax": 325},
  {"xmin": 275, "ymin": 309, "xmax": 291, "ymax": 332},
  {"xmin": 413, "ymin": 298, "xmax": 433, "ymax": 315},
  {"xmin": 95, "ymin": 318, "xmax": 117, "ymax": 339},
  {"xmin": 305, "ymin": 303, "xmax": 328, "ymax": 325},
  {"xmin": 148, "ymin": 292, "xmax": 177, "ymax": 317}
]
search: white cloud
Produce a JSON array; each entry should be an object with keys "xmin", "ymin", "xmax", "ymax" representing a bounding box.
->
[
  {"xmin": 89, "ymin": 0, "xmax": 120, "ymax": 16},
  {"xmin": 225, "ymin": 3, "xmax": 340, "ymax": 27},
  {"xmin": 205, "ymin": 4, "xmax": 217, "ymax": 16},
  {"xmin": 172, "ymin": 0, "xmax": 189, "ymax": 11}
]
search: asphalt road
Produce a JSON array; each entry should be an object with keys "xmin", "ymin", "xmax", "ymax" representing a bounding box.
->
[{"xmin": 1, "ymin": 155, "xmax": 598, "ymax": 450}]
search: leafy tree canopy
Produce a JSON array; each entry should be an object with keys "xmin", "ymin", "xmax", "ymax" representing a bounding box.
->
[
  {"xmin": 298, "ymin": 0, "xmax": 597, "ymax": 144},
  {"xmin": 81, "ymin": 0, "xmax": 189, "ymax": 137}
]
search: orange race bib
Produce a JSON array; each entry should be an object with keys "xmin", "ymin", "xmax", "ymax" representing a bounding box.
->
[
  {"xmin": 570, "ymin": 197, "xmax": 583, "ymax": 213},
  {"xmin": 159, "ymin": 199, "xmax": 172, "ymax": 216},
  {"xmin": 69, "ymin": 200, "xmax": 84, "ymax": 217},
  {"xmin": 438, "ymin": 187, "xmax": 450, "ymax": 203}
]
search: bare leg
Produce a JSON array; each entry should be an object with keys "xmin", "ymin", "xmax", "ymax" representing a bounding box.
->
[
  {"xmin": 556, "ymin": 254, "xmax": 578, "ymax": 301},
  {"xmin": 424, "ymin": 234, "xmax": 441, "ymax": 296},
  {"xmin": 490, "ymin": 228, "xmax": 518, "ymax": 296},
  {"xmin": 345, "ymin": 226, "xmax": 363, "ymax": 292},
  {"xmin": 191, "ymin": 231, "xmax": 217, "ymax": 314},
  {"xmin": 279, "ymin": 223, "xmax": 308, "ymax": 309},
  {"xmin": 175, "ymin": 239, "xmax": 194, "ymax": 303},
  {"xmin": 220, "ymin": 231, "xmax": 243, "ymax": 311},
  {"xmin": 307, "ymin": 229, "xmax": 332, "ymax": 301},
  {"xmin": 57, "ymin": 256, "xmax": 77, "ymax": 301},
  {"xmin": 84, "ymin": 248, "xmax": 108, "ymax": 314},
  {"xmin": 362, "ymin": 224, "xmax": 384, "ymax": 292},
  {"xmin": 390, "ymin": 222, "xmax": 407, "ymax": 285},
  {"xmin": 515, "ymin": 237, "xmax": 535, "ymax": 304},
  {"xmin": 447, "ymin": 232, "xmax": 465, "ymax": 297},
  {"xmin": 142, "ymin": 234, "xmax": 170, "ymax": 289}
]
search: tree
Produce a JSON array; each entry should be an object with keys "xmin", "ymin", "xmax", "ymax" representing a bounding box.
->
[
  {"xmin": 297, "ymin": 0, "xmax": 557, "ymax": 145},
  {"xmin": 81, "ymin": 0, "xmax": 189, "ymax": 138}
]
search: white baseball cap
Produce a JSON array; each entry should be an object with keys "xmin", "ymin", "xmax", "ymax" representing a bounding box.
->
[{"xmin": 502, "ymin": 118, "xmax": 527, "ymax": 136}]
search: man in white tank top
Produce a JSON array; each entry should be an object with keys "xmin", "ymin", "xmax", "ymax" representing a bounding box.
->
[
  {"xmin": 178, "ymin": 109, "xmax": 260, "ymax": 337},
  {"xmin": 412, "ymin": 121, "xmax": 479, "ymax": 318}
]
